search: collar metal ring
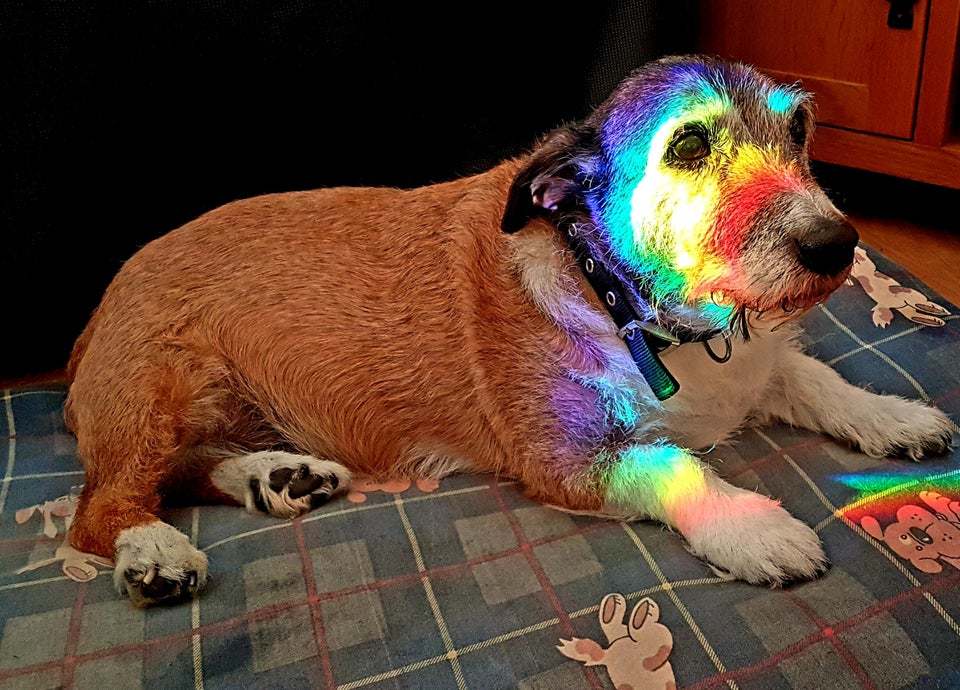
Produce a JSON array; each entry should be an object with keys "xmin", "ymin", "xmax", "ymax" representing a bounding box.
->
[{"xmin": 703, "ymin": 335, "xmax": 732, "ymax": 363}]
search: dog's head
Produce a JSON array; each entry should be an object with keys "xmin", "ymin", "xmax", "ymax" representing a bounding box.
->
[{"xmin": 502, "ymin": 56, "xmax": 857, "ymax": 329}]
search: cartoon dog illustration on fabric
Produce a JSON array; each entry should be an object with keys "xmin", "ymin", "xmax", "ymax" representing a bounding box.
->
[
  {"xmin": 861, "ymin": 491, "xmax": 960, "ymax": 573},
  {"xmin": 558, "ymin": 593, "xmax": 676, "ymax": 690},
  {"xmin": 847, "ymin": 247, "xmax": 950, "ymax": 328}
]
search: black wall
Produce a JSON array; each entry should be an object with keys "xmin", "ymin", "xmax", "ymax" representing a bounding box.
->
[{"xmin": 1, "ymin": 1, "xmax": 695, "ymax": 378}]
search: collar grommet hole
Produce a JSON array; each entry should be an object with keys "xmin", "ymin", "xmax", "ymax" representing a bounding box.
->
[{"xmin": 606, "ymin": 291, "xmax": 616, "ymax": 306}]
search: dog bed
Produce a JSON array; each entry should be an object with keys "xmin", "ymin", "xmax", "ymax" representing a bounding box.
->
[{"xmin": 1, "ymin": 245, "xmax": 958, "ymax": 690}]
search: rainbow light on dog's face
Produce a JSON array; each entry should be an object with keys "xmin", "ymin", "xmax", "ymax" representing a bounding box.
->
[
  {"xmin": 587, "ymin": 64, "xmax": 807, "ymax": 328},
  {"xmin": 766, "ymin": 88, "xmax": 798, "ymax": 115}
]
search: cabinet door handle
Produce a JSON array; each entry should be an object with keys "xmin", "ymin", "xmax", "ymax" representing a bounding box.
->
[{"xmin": 887, "ymin": 0, "xmax": 918, "ymax": 29}]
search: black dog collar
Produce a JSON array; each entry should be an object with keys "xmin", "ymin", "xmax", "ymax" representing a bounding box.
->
[{"xmin": 558, "ymin": 221, "xmax": 731, "ymax": 401}]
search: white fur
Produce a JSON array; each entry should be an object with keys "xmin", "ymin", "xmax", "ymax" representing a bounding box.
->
[
  {"xmin": 512, "ymin": 230, "xmax": 953, "ymax": 584},
  {"xmin": 114, "ymin": 521, "xmax": 208, "ymax": 605},
  {"xmin": 668, "ymin": 469, "xmax": 826, "ymax": 583},
  {"xmin": 397, "ymin": 442, "xmax": 475, "ymax": 478},
  {"xmin": 757, "ymin": 348, "xmax": 954, "ymax": 459},
  {"xmin": 211, "ymin": 450, "xmax": 351, "ymax": 518}
]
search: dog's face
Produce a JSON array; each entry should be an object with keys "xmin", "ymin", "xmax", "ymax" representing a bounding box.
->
[{"xmin": 503, "ymin": 56, "xmax": 858, "ymax": 329}]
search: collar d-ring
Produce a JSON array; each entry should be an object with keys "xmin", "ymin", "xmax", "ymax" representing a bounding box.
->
[{"xmin": 702, "ymin": 335, "xmax": 732, "ymax": 363}]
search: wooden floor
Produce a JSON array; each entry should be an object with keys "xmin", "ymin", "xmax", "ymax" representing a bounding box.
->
[
  {"xmin": 851, "ymin": 213, "xmax": 960, "ymax": 306},
  {"xmin": 815, "ymin": 163, "xmax": 960, "ymax": 306}
]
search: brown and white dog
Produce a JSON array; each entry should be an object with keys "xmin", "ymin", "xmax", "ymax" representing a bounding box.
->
[{"xmin": 65, "ymin": 56, "xmax": 954, "ymax": 606}]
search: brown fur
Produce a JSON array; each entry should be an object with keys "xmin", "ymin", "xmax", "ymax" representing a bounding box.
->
[{"xmin": 66, "ymin": 160, "xmax": 608, "ymax": 557}]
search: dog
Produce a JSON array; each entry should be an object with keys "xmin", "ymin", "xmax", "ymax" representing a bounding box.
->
[{"xmin": 64, "ymin": 56, "xmax": 954, "ymax": 606}]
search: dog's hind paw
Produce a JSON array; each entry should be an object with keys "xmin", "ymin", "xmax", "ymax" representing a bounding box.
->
[
  {"xmin": 114, "ymin": 521, "xmax": 208, "ymax": 607},
  {"xmin": 851, "ymin": 397, "xmax": 955, "ymax": 461},
  {"xmin": 683, "ymin": 492, "xmax": 828, "ymax": 586},
  {"xmin": 213, "ymin": 451, "xmax": 351, "ymax": 519}
]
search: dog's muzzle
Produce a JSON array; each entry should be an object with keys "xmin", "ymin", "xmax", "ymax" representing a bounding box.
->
[{"xmin": 791, "ymin": 217, "xmax": 859, "ymax": 276}]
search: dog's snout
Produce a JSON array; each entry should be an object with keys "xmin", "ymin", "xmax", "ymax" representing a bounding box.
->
[
  {"xmin": 793, "ymin": 217, "xmax": 859, "ymax": 276},
  {"xmin": 909, "ymin": 526, "xmax": 934, "ymax": 545}
]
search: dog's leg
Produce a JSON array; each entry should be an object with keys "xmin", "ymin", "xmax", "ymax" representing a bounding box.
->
[
  {"xmin": 759, "ymin": 348, "xmax": 954, "ymax": 459},
  {"xmin": 71, "ymin": 480, "xmax": 208, "ymax": 608},
  {"xmin": 598, "ymin": 443, "xmax": 827, "ymax": 584},
  {"xmin": 209, "ymin": 450, "xmax": 351, "ymax": 518},
  {"xmin": 68, "ymin": 355, "xmax": 220, "ymax": 606}
]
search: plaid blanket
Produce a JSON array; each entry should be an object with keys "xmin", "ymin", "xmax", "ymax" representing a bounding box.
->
[{"xmin": 1, "ymin": 246, "xmax": 958, "ymax": 690}]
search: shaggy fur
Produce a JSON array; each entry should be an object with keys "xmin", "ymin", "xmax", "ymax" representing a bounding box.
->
[{"xmin": 65, "ymin": 56, "xmax": 954, "ymax": 605}]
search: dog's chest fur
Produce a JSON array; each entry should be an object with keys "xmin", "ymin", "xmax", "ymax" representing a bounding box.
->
[
  {"xmin": 658, "ymin": 331, "xmax": 784, "ymax": 448},
  {"xmin": 512, "ymin": 228, "xmax": 787, "ymax": 452}
]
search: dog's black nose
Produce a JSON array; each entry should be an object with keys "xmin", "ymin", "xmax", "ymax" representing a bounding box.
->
[
  {"xmin": 909, "ymin": 526, "xmax": 934, "ymax": 545},
  {"xmin": 794, "ymin": 217, "xmax": 859, "ymax": 276}
]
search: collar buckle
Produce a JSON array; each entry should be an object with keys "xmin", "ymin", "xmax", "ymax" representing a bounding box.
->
[{"xmin": 617, "ymin": 319, "xmax": 681, "ymax": 346}]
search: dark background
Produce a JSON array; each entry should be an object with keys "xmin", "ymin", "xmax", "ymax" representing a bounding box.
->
[{"xmin": 1, "ymin": 1, "xmax": 698, "ymax": 379}]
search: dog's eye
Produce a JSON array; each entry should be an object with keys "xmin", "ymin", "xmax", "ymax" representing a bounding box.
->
[{"xmin": 672, "ymin": 131, "xmax": 710, "ymax": 162}]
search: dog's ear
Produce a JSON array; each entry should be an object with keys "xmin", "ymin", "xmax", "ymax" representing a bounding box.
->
[{"xmin": 501, "ymin": 126, "xmax": 593, "ymax": 234}]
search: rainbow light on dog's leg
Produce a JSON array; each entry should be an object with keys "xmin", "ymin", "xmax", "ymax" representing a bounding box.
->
[{"xmin": 603, "ymin": 444, "xmax": 708, "ymax": 518}]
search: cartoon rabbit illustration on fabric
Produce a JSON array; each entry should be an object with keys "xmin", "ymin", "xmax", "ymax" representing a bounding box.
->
[
  {"xmin": 15, "ymin": 490, "xmax": 113, "ymax": 582},
  {"xmin": 558, "ymin": 593, "xmax": 676, "ymax": 690},
  {"xmin": 847, "ymin": 247, "xmax": 950, "ymax": 328}
]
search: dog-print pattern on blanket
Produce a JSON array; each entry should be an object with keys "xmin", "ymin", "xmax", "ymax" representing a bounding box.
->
[
  {"xmin": 346, "ymin": 477, "xmax": 441, "ymax": 503},
  {"xmin": 15, "ymin": 491, "xmax": 114, "ymax": 582},
  {"xmin": 847, "ymin": 246, "xmax": 950, "ymax": 328},
  {"xmin": 558, "ymin": 593, "xmax": 676, "ymax": 690},
  {"xmin": 861, "ymin": 491, "xmax": 960, "ymax": 573}
]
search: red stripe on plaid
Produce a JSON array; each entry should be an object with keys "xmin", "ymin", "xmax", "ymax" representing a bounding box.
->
[
  {"xmin": 58, "ymin": 581, "xmax": 86, "ymax": 689},
  {"xmin": 488, "ymin": 479, "xmax": 604, "ymax": 690},
  {"xmin": 0, "ymin": 557, "xmax": 956, "ymax": 686},
  {"xmin": 308, "ymin": 517, "xmax": 617, "ymax": 604},
  {"xmin": 726, "ymin": 437, "xmax": 826, "ymax": 482},
  {"xmin": 293, "ymin": 517, "xmax": 336, "ymax": 690},
  {"xmin": 787, "ymin": 592, "xmax": 877, "ymax": 690},
  {"xmin": 934, "ymin": 382, "xmax": 960, "ymax": 406},
  {"xmin": 685, "ymin": 571, "xmax": 960, "ymax": 690}
]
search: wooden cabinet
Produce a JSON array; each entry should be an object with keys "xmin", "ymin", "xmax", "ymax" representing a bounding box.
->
[{"xmin": 699, "ymin": 0, "xmax": 960, "ymax": 188}]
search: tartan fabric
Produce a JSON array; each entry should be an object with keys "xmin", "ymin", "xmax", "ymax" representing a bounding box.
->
[{"xmin": 1, "ymin": 245, "xmax": 958, "ymax": 690}]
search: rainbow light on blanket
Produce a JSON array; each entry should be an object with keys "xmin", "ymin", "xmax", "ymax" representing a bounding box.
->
[
  {"xmin": 587, "ymin": 64, "xmax": 805, "ymax": 330},
  {"xmin": 832, "ymin": 469, "xmax": 960, "ymax": 514},
  {"xmin": 827, "ymin": 469, "xmax": 960, "ymax": 546}
]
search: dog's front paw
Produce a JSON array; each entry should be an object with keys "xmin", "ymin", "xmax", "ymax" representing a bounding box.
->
[
  {"xmin": 246, "ymin": 453, "xmax": 350, "ymax": 518},
  {"xmin": 114, "ymin": 521, "xmax": 208, "ymax": 607},
  {"xmin": 211, "ymin": 451, "xmax": 351, "ymax": 519},
  {"xmin": 852, "ymin": 397, "xmax": 954, "ymax": 461},
  {"xmin": 683, "ymin": 493, "xmax": 828, "ymax": 586}
]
